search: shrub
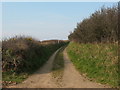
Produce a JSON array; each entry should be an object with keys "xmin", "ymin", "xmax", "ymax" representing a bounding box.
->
[{"xmin": 2, "ymin": 36, "xmax": 67, "ymax": 74}]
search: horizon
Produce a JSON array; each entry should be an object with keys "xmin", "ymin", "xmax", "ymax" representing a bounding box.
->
[{"xmin": 2, "ymin": 2, "xmax": 117, "ymax": 41}]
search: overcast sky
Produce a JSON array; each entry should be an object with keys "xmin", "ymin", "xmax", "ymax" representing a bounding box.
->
[{"xmin": 2, "ymin": 2, "xmax": 116, "ymax": 41}]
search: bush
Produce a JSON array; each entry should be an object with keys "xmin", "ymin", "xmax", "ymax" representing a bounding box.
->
[{"xmin": 2, "ymin": 36, "xmax": 67, "ymax": 74}]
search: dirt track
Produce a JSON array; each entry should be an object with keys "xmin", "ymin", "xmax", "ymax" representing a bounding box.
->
[{"xmin": 7, "ymin": 48, "xmax": 109, "ymax": 88}]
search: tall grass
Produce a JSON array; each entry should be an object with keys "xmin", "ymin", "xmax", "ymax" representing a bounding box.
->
[{"xmin": 67, "ymin": 42, "xmax": 118, "ymax": 87}]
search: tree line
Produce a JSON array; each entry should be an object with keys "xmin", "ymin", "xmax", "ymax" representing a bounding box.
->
[{"xmin": 68, "ymin": 5, "xmax": 118, "ymax": 43}]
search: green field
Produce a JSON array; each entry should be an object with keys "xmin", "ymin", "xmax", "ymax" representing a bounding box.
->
[{"xmin": 66, "ymin": 42, "xmax": 118, "ymax": 87}]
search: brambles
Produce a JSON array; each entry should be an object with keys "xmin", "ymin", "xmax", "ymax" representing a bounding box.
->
[{"xmin": 2, "ymin": 36, "xmax": 68, "ymax": 85}]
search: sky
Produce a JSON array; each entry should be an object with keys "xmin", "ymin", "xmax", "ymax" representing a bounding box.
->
[{"xmin": 2, "ymin": 2, "xmax": 117, "ymax": 41}]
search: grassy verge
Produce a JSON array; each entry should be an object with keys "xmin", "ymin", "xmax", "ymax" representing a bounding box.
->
[
  {"xmin": 66, "ymin": 42, "xmax": 118, "ymax": 87},
  {"xmin": 52, "ymin": 46, "xmax": 65, "ymax": 86},
  {"xmin": 2, "ymin": 71, "xmax": 28, "ymax": 86}
]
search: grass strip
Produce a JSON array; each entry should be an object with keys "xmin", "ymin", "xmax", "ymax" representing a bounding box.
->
[{"xmin": 52, "ymin": 46, "xmax": 66, "ymax": 86}]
